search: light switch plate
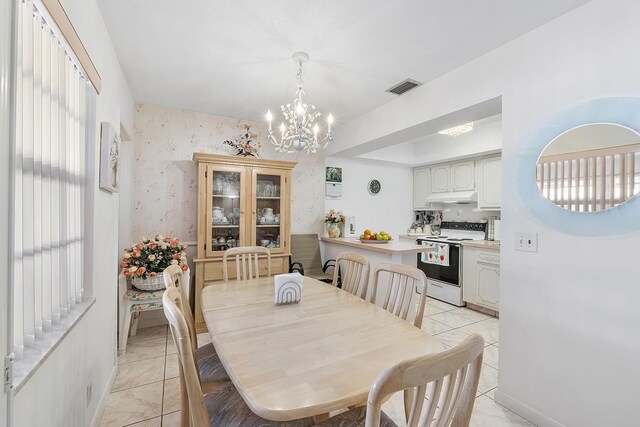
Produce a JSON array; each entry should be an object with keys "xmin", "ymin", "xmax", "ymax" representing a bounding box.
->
[{"xmin": 515, "ymin": 232, "xmax": 537, "ymax": 252}]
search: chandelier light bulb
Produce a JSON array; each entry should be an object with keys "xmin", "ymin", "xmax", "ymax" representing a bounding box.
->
[
  {"xmin": 296, "ymin": 103, "xmax": 304, "ymax": 116},
  {"xmin": 266, "ymin": 110, "xmax": 272, "ymax": 122},
  {"xmin": 327, "ymin": 113, "xmax": 334, "ymax": 124},
  {"xmin": 280, "ymin": 122, "xmax": 286, "ymax": 133}
]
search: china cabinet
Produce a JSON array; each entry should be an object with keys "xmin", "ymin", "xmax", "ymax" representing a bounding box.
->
[{"xmin": 192, "ymin": 153, "xmax": 296, "ymax": 328}]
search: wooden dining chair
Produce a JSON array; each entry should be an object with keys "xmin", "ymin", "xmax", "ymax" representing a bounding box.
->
[
  {"xmin": 162, "ymin": 287, "xmax": 314, "ymax": 427},
  {"xmin": 370, "ymin": 262, "xmax": 428, "ymax": 328},
  {"xmin": 316, "ymin": 334, "xmax": 485, "ymax": 427},
  {"xmin": 222, "ymin": 246, "xmax": 271, "ymax": 282},
  {"xmin": 332, "ymin": 252, "xmax": 370, "ymax": 300},
  {"xmin": 163, "ymin": 266, "xmax": 230, "ymax": 427}
]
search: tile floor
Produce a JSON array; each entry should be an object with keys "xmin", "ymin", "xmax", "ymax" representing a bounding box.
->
[{"xmin": 100, "ymin": 297, "xmax": 534, "ymax": 426}]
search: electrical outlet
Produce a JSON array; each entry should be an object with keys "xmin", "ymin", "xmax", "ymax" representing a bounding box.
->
[{"xmin": 515, "ymin": 232, "xmax": 537, "ymax": 252}]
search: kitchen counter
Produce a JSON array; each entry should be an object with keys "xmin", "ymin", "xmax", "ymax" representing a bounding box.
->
[
  {"xmin": 461, "ymin": 240, "xmax": 501, "ymax": 249},
  {"xmin": 319, "ymin": 237, "xmax": 433, "ymax": 255}
]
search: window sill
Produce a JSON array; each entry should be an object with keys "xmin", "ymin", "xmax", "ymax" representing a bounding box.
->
[{"xmin": 12, "ymin": 298, "xmax": 96, "ymax": 394}]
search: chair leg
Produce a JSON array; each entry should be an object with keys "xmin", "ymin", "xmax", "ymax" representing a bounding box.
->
[{"xmin": 120, "ymin": 306, "xmax": 133, "ymax": 355}]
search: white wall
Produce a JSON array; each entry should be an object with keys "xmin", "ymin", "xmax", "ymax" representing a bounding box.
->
[
  {"xmin": 12, "ymin": 0, "xmax": 134, "ymax": 425},
  {"xmin": 324, "ymin": 157, "xmax": 413, "ymax": 238},
  {"xmin": 332, "ymin": 1, "xmax": 640, "ymax": 425}
]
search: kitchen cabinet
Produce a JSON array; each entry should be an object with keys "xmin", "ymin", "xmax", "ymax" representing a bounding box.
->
[
  {"xmin": 430, "ymin": 160, "xmax": 475, "ymax": 193},
  {"xmin": 413, "ymin": 166, "xmax": 439, "ymax": 209},
  {"xmin": 451, "ymin": 160, "xmax": 475, "ymax": 191},
  {"xmin": 192, "ymin": 153, "xmax": 296, "ymax": 329},
  {"xmin": 430, "ymin": 164, "xmax": 450, "ymax": 193},
  {"xmin": 462, "ymin": 245, "xmax": 500, "ymax": 312},
  {"xmin": 476, "ymin": 155, "xmax": 502, "ymax": 210}
]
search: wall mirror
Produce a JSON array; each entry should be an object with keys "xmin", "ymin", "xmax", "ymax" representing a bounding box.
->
[{"xmin": 536, "ymin": 123, "xmax": 640, "ymax": 212}]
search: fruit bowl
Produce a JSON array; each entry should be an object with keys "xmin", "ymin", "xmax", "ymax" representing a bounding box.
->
[{"xmin": 359, "ymin": 238, "xmax": 393, "ymax": 244}]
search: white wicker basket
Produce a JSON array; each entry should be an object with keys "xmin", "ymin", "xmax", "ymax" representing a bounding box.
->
[{"xmin": 130, "ymin": 274, "xmax": 166, "ymax": 291}]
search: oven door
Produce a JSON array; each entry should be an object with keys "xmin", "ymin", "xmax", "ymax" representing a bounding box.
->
[{"xmin": 416, "ymin": 240, "xmax": 461, "ymax": 286}]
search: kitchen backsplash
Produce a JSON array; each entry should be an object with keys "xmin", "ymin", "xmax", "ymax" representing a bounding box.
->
[{"xmin": 132, "ymin": 103, "xmax": 325, "ymax": 242}]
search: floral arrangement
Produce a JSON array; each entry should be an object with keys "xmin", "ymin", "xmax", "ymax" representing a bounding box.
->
[
  {"xmin": 324, "ymin": 209, "xmax": 346, "ymax": 224},
  {"xmin": 223, "ymin": 124, "xmax": 261, "ymax": 157},
  {"xmin": 120, "ymin": 235, "xmax": 188, "ymax": 280}
]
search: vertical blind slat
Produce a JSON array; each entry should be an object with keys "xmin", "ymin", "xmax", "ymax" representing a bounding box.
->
[
  {"xmin": 13, "ymin": 0, "xmax": 26, "ymax": 357},
  {"xmin": 22, "ymin": 0, "xmax": 36, "ymax": 348},
  {"xmin": 50, "ymin": 36, "xmax": 61, "ymax": 323},
  {"xmin": 41, "ymin": 23, "xmax": 52, "ymax": 332}
]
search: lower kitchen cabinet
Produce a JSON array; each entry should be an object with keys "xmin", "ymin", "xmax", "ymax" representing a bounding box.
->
[{"xmin": 462, "ymin": 245, "xmax": 500, "ymax": 312}]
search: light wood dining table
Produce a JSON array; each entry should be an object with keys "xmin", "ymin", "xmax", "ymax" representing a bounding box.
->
[{"xmin": 200, "ymin": 275, "xmax": 446, "ymax": 422}]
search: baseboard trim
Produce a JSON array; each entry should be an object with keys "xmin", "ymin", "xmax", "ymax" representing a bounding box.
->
[
  {"xmin": 89, "ymin": 363, "xmax": 117, "ymax": 427},
  {"xmin": 494, "ymin": 389, "xmax": 565, "ymax": 427}
]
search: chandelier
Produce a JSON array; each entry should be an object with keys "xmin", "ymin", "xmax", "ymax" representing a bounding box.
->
[{"xmin": 266, "ymin": 52, "xmax": 334, "ymax": 153}]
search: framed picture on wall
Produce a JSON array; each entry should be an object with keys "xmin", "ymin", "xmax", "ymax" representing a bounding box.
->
[
  {"xmin": 325, "ymin": 167, "xmax": 342, "ymax": 183},
  {"xmin": 99, "ymin": 122, "xmax": 120, "ymax": 193}
]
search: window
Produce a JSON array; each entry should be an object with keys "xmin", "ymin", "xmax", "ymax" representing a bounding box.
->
[{"xmin": 11, "ymin": 0, "xmax": 96, "ymax": 387}]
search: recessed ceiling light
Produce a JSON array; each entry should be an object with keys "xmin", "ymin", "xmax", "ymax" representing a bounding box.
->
[{"xmin": 438, "ymin": 122, "xmax": 474, "ymax": 137}]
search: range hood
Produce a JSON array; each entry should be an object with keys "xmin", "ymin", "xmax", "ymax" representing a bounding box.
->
[{"xmin": 426, "ymin": 190, "xmax": 478, "ymax": 204}]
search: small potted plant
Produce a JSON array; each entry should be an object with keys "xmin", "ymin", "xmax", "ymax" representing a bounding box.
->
[
  {"xmin": 120, "ymin": 235, "xmax": 189, "ymax": 291},
  {"xmin": 324, "ymin": 210, "xmax": 345, "ymax": 238}
]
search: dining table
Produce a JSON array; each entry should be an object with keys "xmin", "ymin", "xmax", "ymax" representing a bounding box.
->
[{"xmin": 200, "ymin": 275, "xmax": 446, "ymax": 422}]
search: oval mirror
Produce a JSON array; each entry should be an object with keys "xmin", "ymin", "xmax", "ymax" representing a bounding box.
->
[{"xmin": 536, "ymin": 123, "xmax": 640, "ymax": 212}]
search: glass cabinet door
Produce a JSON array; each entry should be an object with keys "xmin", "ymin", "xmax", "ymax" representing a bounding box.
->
[
  {"xmin": 251, "ymin": 168, "xmax": 286, "ymax": 254},
  {"xmin": 206, "ymin": 165, "xmax": 247, "ymax": 257}
]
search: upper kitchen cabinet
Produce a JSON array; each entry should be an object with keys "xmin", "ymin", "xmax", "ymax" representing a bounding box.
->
[
  {"xmin": 430, "ymin": 161, "xmax": 474, "ymax": 193},
  {"xmin": 413, "ymin": 167, "xmax": 433, "ymax": 209},
  {"xmin": 476, "ymin": 155, "xmax": 502, "ymax": 210},
  {"xmin": 451, "ymin": 160, "xmax": 475, "ymax": 191},
  {"xmin": 430, "ymin": 164, "xmax": 451, "ymax": 193}
]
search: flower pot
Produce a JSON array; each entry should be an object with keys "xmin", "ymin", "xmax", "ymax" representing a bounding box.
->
[
  {"xmin": 327, "ymin": 223, "xmax": 341, "ymax": 238},
  {"xmin": 131, "ymin": 274, "xmax": 166, "ymax": 291}
]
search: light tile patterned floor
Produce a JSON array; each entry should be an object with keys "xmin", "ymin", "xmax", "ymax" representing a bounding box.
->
[{"xmin": 100, "ymin": 298, "xmax": 534, "ymax": 426}]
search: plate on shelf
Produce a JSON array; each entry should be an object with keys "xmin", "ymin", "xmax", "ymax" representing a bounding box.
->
[
  {"xmin": 258, "ymin": 222, "xmax": 280, "ymax": 226},
  {"xmin": 359, "ymin": 238, "xmax": 393, "ymax": 244},
  {"xmin": 212, "ymin": 221, "xmax": 231, "ymax": 225}
]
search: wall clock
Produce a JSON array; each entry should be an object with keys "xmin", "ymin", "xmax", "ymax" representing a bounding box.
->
[{"xmin": 368, "ymin": 179, "xmax": 381, "ymax": 195}]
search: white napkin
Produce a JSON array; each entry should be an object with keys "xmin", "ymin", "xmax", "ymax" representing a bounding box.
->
[{"xmin": 274, "ymin": 272, "xmax": 303, "ymax": 305}]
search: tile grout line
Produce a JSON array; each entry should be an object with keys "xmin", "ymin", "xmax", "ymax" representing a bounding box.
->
[{"xmin": 160, "ymin": 327, "xmax": 169, "ymax": 426}]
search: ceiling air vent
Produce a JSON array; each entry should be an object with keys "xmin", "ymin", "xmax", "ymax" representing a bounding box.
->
[{"xmin": 385, "ymin": 78, "xmax": 422, "ymax": 95}]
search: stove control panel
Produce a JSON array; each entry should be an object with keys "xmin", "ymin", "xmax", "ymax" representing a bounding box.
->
[{"xmin": 440, "ymin": 221, "xmax": 487, "ymax": 232}]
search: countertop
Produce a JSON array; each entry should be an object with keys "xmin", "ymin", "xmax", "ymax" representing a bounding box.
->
[
  {"xmin": 320, "ymin": 237, "xmax": 435, "ymax": 255},
  {"xmin": 461, "ymin": 240, "xmax": 501, "ymax": 249}
]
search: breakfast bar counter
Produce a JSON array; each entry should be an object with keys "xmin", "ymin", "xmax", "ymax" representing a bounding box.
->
[
  {"xmin": 320, "ymin": 237, "xmax": 432, "ymax": 309},
  {"xmin": 319, "ymin": 237, "xmax": 430, "ymax": 255}
]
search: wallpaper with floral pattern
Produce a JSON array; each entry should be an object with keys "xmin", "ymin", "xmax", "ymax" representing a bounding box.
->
[{"xmin": 133, "ymin": 103, "xmax": 325, "ymax": 242}]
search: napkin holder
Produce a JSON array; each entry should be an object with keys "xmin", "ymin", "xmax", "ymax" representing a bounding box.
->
[{"xmin": 274, "ymin": 273, "xmax": 303, "ymax": 305}]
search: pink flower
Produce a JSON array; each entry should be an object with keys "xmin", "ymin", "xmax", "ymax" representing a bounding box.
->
[
  {"xmin": 180, "ymin": 263, "xmax": 188, "ymax": 271},
  {"xmin": 182, "ymin": 244, "xmax": 189, "ymax": 249},
  {"xmin": 132, "ymin": 251, "xmax": 141, "ymax": 258},
  {"xmin": 170, "ymin": 240, "xmax": 179, "ymax": 248},
  {"xmin": 119, "ymin": 262, "xmax": 128, "ymax": 268},
  {"xmin": 164, "ymin": 237, "xmax": 171, "ymax": 243},
  {"xmin": 135, "ymin": 267, "xmax": 146, "ymax": 276},
  {"xmin": 123, "ymin": 270, "xmax": 131, "ymax": 276},
  {"xmin": 124, "ymin": 247, "xmax": 132, "ymax": 252},
  {"xmin": 135, "ymin": 243, "xmax": 143, "ymax": 250},
  {"xmin": 172, "ymin": 253, "xmax": 181, "ymax": 260},
  {"xmin": 148, "ymin": 242, "xmax": 157, "ymax": 250},
  {"xmin": 149, "ymin": 272, "xmax": 157, "ymax": 278}
]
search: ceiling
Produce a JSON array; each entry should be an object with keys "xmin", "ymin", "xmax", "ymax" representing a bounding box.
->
[{"xmin": 97, "ymin": 0, "xmax": 590, "ymax": 124}]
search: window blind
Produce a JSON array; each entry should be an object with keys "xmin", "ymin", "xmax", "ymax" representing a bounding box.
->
[{"xmin": 13, "ymin": 0, "xmax": 88, "ymax": 358}]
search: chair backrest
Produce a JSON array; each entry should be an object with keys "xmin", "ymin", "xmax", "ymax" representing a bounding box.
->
[
  {"xmin": 332, "ymin": 252, "xmax": 370, "ymax": 300},
  {"xmin": 163, "ymin": 287, "xmax": 210, "ymax": 426},
  {"xmin": 365, "ymin": 334, "xmax": 485, "ymax": 427},
  {"xmin": 290, "ymin": 234, "xmax": 322, "ymax": 274},
  {"xmin": 163, "ymin": 265, "xmax": 198, "ymax": 352},
  {"xmin": 371, "ymin": 262, "xmax": 428, "ymax": 328},
  {"xmin": 222, "ymin": 246, "xmax": 271, "ymax": 282}
]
